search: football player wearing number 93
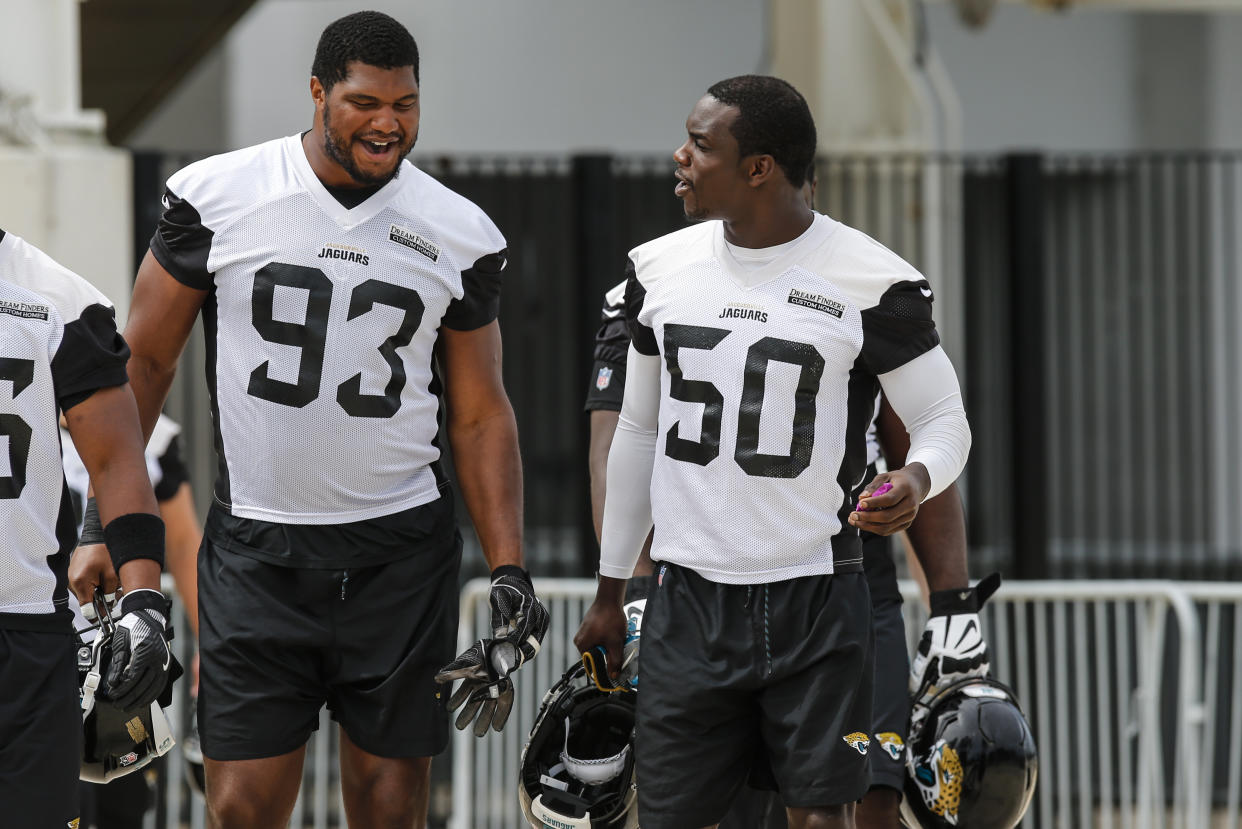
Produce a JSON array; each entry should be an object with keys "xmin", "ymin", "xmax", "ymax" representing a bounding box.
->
[
  {"xmin": 67, "ymin": 11, "xmax": 548, "ymax": 828},
  {"xmin": 575, "ymin": 76, "xmax": 972, "ymax": 829}
]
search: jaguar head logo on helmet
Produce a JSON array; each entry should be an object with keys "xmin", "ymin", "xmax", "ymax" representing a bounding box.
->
[{"xmin": 900, "ymin": 677, "xmax": 1038, "ymax": 829}]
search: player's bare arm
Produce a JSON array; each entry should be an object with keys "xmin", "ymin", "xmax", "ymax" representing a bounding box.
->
[
  {"xmin": 161, "ymin": 482, "xmax": 202, "ymax": 638},
  {"xmin": 66, "ymin": 383, "xmax": 162, "ymax": 600},
  {"xmin": 873, "ymin": 395, "xmax": 969, "ymax": 592},
  {"xmin": 124, "ymin": 250, "xmax": 209, "ymax": 440},
  {"xmin": 439, "ymin": 320, "xmax": 523, "ymax": 570},
  {"xmin": 588, "ymin": 409, "xmax": 620, "ymax": 542},
  {"xmin": 435, "ymin": 321, "xmax": 550, "ymax": 735}
]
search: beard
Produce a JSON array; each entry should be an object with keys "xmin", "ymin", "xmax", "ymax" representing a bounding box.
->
[{"xmin": 321, "ymin": 106, "xmax": 416, "ymax": 187}]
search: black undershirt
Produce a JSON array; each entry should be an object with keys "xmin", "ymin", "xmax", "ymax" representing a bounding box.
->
[{"xmin": 323, "ymin": 182, "xmax": 384, "ymax": 209}]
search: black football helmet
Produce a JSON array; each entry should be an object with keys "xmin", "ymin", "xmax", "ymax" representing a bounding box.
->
[
  {"xmin": 76, "ymin": 592, "xmax": 176, "ymax": 783},
  {"xmin": 901, "ymin": 677, "xmax": 1037, "ymax": 829},
  {"xmin": 518, "ymin": 657, "xmax": 638, "ymax": 828}
]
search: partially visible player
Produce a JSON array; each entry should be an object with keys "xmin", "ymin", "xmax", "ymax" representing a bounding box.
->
[
  {"xmin": 65, "ymin": 413, "xmax": 203, "ymax": 828},
  {"xmin": 67, "ymin": 12, "xmax": 547, "ymax": 828},
  {"xmin": 0, "ymin": 228, "xmax": 168, "ymax": 829},
  {"xmin": 576, "ymin": 76, "xmax": 973, "ymax": 829}
]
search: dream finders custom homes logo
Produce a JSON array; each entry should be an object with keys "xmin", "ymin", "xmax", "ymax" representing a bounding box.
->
[
  {"xmin": 388, "ymin": 224, "xmax": 440, "ymax": 262},
  {"xmin": 787, "ymin": 288, "xmax": 844, "ymax": 318}
]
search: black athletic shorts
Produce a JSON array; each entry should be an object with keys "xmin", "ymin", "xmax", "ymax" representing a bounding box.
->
[
  {"xmin": 636, "ymin": 563, "xmax": 874, "ymax": 828},
  {"xmin": 864, "ymin": 528, "xmax": 910, "ymax": 792},
  {"xmin": 0, "ymin": 627, "xmax": 81, "ymax": 829},
  {"xmin": 197, "ymin": 515, "xmax": 462, "ymax": 761}
]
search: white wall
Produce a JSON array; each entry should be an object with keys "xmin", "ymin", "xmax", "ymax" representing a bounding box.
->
[
  {"xmin": 925, "ymin": 3, "xmax": 1242, "ymax": 152},
  {"xmin": 925, "ymin": 4, "xmax": 1141, "ymax": 152},
  {"xmin": 1207, "ymin": 14, "xmax": 1242, "ymax": 149},
  {"xmin": 221, "ymin": 0, "xmax": 766, "ymax": 155}
]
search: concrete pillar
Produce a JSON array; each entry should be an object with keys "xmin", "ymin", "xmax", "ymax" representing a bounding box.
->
[
  {"xmin": 769, "ymin": 0, "xmax": 930, "ymax": 152},
  {"xmin": 0, "ymin": 0, "xmax": 104, "ymax": 137},
  {"xmin": 0, "ymin": 1, "xmax": 134, "ymax": 312}
]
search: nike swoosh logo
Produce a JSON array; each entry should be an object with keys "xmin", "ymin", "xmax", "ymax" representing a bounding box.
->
[
  {"xmin": 953, "ymin": 619, "xmax": 979, "ymax": 649},
  {"xmin": 919, "ymin": 287, "xmax": 933, "ymax": 298}
]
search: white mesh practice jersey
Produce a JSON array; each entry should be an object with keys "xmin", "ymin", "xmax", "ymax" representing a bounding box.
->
[
  {"xmin": 626, "ymin": 214, "xmax": 939, "ymax": 582},
  {"xmin": 0, "ymin": 230, "xmax": 131, "ymax": 629},
  {"xmin": 151, "ymin": 135, "xmax": 507, "ymax": 524}
]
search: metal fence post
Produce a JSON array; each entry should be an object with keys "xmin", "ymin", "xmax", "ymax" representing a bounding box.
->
[{"xmin": 1005, "ymin": 153, "xmax": 1049, "ymax": 579}]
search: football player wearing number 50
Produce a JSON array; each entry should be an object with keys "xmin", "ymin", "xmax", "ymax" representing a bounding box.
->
[
  {"xmin": 574, "ymin": 75, "xmax": 972, "ymax": 829},
  {"xmin": 68, "ymin": 11, "xmax": 548, "ymax": 828}
]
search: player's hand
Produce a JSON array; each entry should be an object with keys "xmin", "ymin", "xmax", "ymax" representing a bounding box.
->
[
  {"xmin": 434, "ymin": 638, "xmax": 517, "ymax": 737},
  {"xmin": 848, "ymin": 464, "xmax": 931, "ymax": 536},
  {"xmin": 69, "ymin": 543, "xmax": 118, "ymax": 605},
  {"xmin": 487, "ymin": 565, "xmax": 549, "ymax": 668},
  {"xmin": 573, "ymin": 594, "xmax": 628, "ymax": 682},
  {"xmin": 909, "ymin": 572, "xmax": 1002, "ymax": 733},
  {"xmin": 105, "ymin": 588, "xmax": 173, "ymax": 711}
]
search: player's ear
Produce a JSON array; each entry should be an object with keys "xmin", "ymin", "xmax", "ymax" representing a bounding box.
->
[
  {"xmin": 746, "ymin": 154, "xmax": 777, "ymax": 188},
  {"xmin": 310, "ymin": 76, "xmax": 326, "ymax": 109}
]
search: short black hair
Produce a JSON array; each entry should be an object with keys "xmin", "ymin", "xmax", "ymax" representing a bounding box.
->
[
  {"xmin": 312, "ymin": 11, "xmax": 419, "ymax": 91},
  {"xmin": 706, "ymin": 75, "xmax": 817, "ymax": 188}
]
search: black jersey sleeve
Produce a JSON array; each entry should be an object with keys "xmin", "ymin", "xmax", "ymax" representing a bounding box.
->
[
  {"xmin": 150, "ymin": 189, "xmax": 215, "ymax": 290},
  {"xmin": 442, "ymin": 249, "xmax": 507, "ymax": 331},
  {"xmin": 593, "ymin": 315, "xmax": 630, "ymax": 366},
  {"xmin": 860, "ymin": 279, "xmax": 940, "ymax": 376},
  {"xmin": 623, "ymin": 261, "xmax": 659, "ymax": 357},
  {"xmin": 52, "ymin": 304, "xmax": 131, "ymax": 411},
  {"xmin": 153, "ymin": 434, "xmax": 189, "ymax": 502},
  {"xmin": 584, "ymin": 284, "xmax": 633, "ymax": 412}
]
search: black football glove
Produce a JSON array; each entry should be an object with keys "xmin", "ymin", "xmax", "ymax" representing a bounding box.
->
[
  {"xmin": 435, "ymin": 566, "xmax": 548, "ymax": 736},
  {"xmin": 104, "ymin": 588, "xmax": 173, "ymax": 711},
  {"xmin": 487, "ymin": 565, "xmax": 549, "ymax": 664},
  {"xmin": 909, "ymin": 572, "xmax": 1001, "ymax": 733},
  {"xmin": 434, "ymin": 638, "xmax": 518, "ymax": 737}
]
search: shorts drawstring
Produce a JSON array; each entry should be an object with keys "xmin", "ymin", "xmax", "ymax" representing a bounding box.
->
[
  {"xmin": 762, "ymin": 584, "xmax": 772, "ymax": 678},
  {"xmin": 744, "ymin": 585, "xmax": 773, "ymax": 677}
]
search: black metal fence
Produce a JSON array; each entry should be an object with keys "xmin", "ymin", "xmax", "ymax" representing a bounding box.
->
[{"xmin": 131, "ymin": 150, "xmax": 1242, "ymax": 582}]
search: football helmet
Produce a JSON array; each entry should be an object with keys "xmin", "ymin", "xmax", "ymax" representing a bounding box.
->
[
  {"xmin": 518, "ymin": 659, "xmax": 638, "ymax": 828},
  {"xmin": 901, "ymin": 677, "xmax": 1038, "ymax": 829},
  {"xmin": 76, "ymin": 592, "xmax": 176, "ymax": 783}
]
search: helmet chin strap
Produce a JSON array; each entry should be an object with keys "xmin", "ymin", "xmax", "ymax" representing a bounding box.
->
[{"xmin": 79, "ymin": 589, "xmax": 116, "ymax": 720}]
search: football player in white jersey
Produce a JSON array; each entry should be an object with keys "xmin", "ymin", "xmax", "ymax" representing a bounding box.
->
[
  {"xmin": 583, "ymin": 168, "xmax": 989, "ymax": 829},
  {"xmin": 575, "ymin": 76, "xmax": 973, "ymax": 829},
  {"xmin": 69, "ymin": 12, "xmax": 548, "ymax": 828},
  {"xmin": 0, "ymin": 228, "xmax": 168, "ymax": 829}
]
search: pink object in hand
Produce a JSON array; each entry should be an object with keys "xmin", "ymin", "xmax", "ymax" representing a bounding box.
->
[{"xmin": 855, "ymin": 482, "xmax": 893, "ymax": 512}]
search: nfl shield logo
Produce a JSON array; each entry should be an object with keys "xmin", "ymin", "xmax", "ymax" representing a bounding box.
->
[{"xmin": 595, "ymin": 367, "xmax": 613, "ymax": 390}]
